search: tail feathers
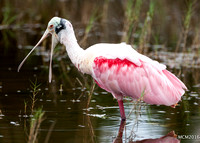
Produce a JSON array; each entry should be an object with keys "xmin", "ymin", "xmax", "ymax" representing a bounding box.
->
[
  {"xmin": 163, "ymin": 70, "xmax": 187, "ymax": 91},
  {"xmin": 161, "ymin": 69, "xmax": 187, "ymax": 107}
]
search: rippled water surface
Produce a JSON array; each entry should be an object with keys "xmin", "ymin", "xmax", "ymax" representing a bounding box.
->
[{"xmin": 1, "ymin": 1, "xmax": 200, "ymax": 143}]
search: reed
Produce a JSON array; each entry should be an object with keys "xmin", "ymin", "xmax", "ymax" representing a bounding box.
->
[
  {"xmin": 191, "ymin": 27, "xmax": 200, "ymax": 62},
  {"xmin": 121, "ymin": 0, "xmax": 143, "ymax": 43},
  {"xmin": 28, "ymin": 108, "xmax": 45, "ymax": 143},
  {"xmin": 24, "ymin": 100, "xmax": 28, "ymax": 116},
  {"xmin": 87, "ymin": 80, "xmax": 96, "ymax": 108},
  {"xmin": 30, "ymin": 79, "xmax": 41, "ymax": 115},
  {"xmin": 127, "ymin": 88, "xmax": 145, "ymax": 119},
  {"xmin": 85, "ymin": 114, "xmax": 97, "ymax": 143},
  {"xmin": 146, "ymin": 105, "xmax": 152, "ymax": 122},
  {"xmin": 138, "ymin": 0, "xmax": 155, "ymax": 54},
  {"xmin": 128, "ymin": 89, "xmax": 148, "ymax": 140},
  {"xmin": 176, "ymin": 0, "xmax": 196, "ymax": 53},
  {"xmin": 22, "ymin": 80, "xmax": 45, "ymax": 143},
  {"xmin": 1, "ymin": 1, "xmax": 17, "ymax": 48},
  {"xmin": 75, "ymin": 76, "xmax": 96, "ymax": 108},
  {"xmin": 44, "ymin": 120, "xmax": 57, "ymax": 143},
  {"xmin": 1, "ymin": 1, "xmax": 17, "ymax": 25},
  {"xmin": 58, "ymin": 59, "xmax": 74, "ymax": 87},
  {"xmin": 80, "ymin": 9, "xmax": 100, "ymax": 47}
]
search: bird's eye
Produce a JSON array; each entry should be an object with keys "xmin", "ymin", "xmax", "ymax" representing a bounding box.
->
[{"xmin": 49, "ymin": 24, "xmax": 54, "ymax": 29}]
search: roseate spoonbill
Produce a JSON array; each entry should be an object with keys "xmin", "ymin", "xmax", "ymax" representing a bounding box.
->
[
  {"xmin": 18, "ymin": 17, "xmax": 187, "ymax": 120},
  {"xmin": 113, "ymin": 121, "xmax": 180, "ymax": 143},
  {"xmin": 129, "ymin": 131, "xmax": 180, "ymax": 143}
]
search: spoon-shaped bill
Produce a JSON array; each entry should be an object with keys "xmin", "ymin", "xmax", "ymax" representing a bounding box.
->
[{"xmin": 17, "ymin": 29, "xmax": 49, "ymax": 72}]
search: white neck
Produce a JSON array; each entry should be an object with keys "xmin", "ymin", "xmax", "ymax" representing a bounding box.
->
[{"xmin": 59, "ymin": 30, "xmax": 85, "ymax": 72}]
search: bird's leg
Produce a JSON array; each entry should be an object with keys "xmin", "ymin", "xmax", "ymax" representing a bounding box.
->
[
  {"xmin": 113, "ymin": 120, "xmax": 126, "ymax": 143},
  {"xmin": 117, "ymin": 100, "xmax": 126, "ymax": 121}
]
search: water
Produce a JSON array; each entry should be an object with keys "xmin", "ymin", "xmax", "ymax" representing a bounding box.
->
[
  {"xmin": 1, "ymin": 1, "xmax": 200, "ymax": 143},
  {"xmin": 1, "ymin": 29, "xmax": 200, "ymax": 143}
]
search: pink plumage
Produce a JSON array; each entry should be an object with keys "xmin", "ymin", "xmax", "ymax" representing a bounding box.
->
[{"xmin": 93, "ymin": 56, "xmax": 186, "ymax": 106}]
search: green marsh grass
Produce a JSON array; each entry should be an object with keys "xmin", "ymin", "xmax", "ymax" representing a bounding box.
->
[
  {"xmin": 176, "ymin": 0, "xmax": 196, "ymax": 53},
  {"xmin": 1, "ymin": 1, "xmax": 17, "ymax": 26},
  {"xmin": 30, "ymin": 79, "xmax": 41, "ymax": 115},
  {"xmin": 22, "ymin": 80, "xmax": 45, "ymax": 143},
  {"xmin": 127, "ymin": 89, "xmax": 153, "ymax": 140},
  {"xmin": 138, "ymin": 0, "xmax": 155, "ymax": 54},
  {"xmin": 28, "ymin": 108, "xmax": 45, "ymax": 143},
  {"xmin": 24, "ymin": 100, "xmax": 28, "ymax": 116},
  {"xmin": 128, "ymin": 91, "xmax": 145, "ymax": 136},
  {"xmin": 192, "ymin": 27, "xmax": 200, "ymax": 61},
  {"xmin": 127, "ymin": 88, "xmax": 145, "ymax": 119},
  {"xmin": 121, "ymin": 0, "xmax": 143, "ymax": 43},
  {"xmin": 75, "ymin": 76, "xmax": 96, "ymax": 108},
  {"xmin": 80, "ymin": 9, "xmax": 100, "ymax": 47},
  {"xmin": 58, "ymin": 59, "xmax": 74, "ymax": 87}
]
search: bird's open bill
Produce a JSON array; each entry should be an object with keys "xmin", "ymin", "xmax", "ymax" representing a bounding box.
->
[{"xmin": 18, "ymin": 29, "xmax": 58, "ymax": 83}]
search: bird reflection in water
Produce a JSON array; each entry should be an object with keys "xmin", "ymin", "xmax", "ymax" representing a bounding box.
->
[{"xmin": 113, "ymin": 121, "xmax": 180, "ymax": 143}]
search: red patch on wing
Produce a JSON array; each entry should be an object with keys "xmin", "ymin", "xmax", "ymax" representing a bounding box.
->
[{"xmin": 94, "ymin": 56, "xmax": 138, "ymax": 71}]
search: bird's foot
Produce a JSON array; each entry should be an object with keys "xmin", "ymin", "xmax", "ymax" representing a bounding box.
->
[{"xmin": 171, "ymin": 103, "xmax": 178, "ymax": 108}]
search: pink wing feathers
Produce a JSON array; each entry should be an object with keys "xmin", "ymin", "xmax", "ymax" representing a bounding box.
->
[{"xmin": 92, "ymin": 56, "xmax": 187, "ymax": 106}]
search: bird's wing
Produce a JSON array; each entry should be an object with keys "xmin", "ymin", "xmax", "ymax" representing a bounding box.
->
[
  {"xmin": 87, "ymin": 43, "xmax": 166, "ymax": 71},
  {"xmin": 89, "ymin": 43, "xmax": 186, "ymax": 106}
]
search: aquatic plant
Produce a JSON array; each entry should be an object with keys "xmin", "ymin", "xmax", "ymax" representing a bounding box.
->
[
  {"xmin": 57, "ymin": 59, "xmax": 74, "ymax": 87},
  {"xmin": 85, "ymin": 114, "xmax": 97, "ymax": 143},
  {"xmin": 127, "ymin": 89, "xmax": 152, "ymax": 140},
  {"xmin": 21, "ymin": 80, "xmax": 45, "ymax": 143},
  {"xmin": 127, "ymin": 89, "xmax": 145, "ymax": 119},
  {"xmin": 87, "ymin": 80, "xmax": 96, "ymax": 108},
  {"xmin": 75, "ymin": 76, "xmax": 96, "ymax": 108},
  {"xmin": 30, "ymin": 79, "xmax": 41, "ymax": 115},
  {"xmin": 28, "ymin": 108, "xmax": 45, "ymax": 143},
  {"xmin": 24, "ymin": 100, "xmax": 28, "ymax": 116},
  {"xmin": 44, "ymin": 120, "xmax": 57, "ymax": 143}
]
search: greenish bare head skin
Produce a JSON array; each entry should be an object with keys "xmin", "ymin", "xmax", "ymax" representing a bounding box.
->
[
  {"xmin": 47, "ymin": 17, "xmax": 70, "ymax": 35},
  {"xmin": 48, "ymin": 17, "xmax": 61, "ymax": 27},
  {"xmin": 47, "ymin": 17, "xmax": 61, "ymax": 33}
]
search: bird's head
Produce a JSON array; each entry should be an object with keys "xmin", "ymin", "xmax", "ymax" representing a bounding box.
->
[
  {"xmin": 47, "ymin": 17, "xmax": 74, "ymax": 42},
  {"xmin": 18, "ymin": 17, "xmax": 73, "ymax": 82}
]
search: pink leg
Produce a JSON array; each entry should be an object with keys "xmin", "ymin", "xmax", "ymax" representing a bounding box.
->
[
  {"xmin": 117, "ymin": 100, "xmax": 126, "ymax": 121},
  {"xmin": 113, "ymin": 120, "xmax": 126, "ymax": 143}
]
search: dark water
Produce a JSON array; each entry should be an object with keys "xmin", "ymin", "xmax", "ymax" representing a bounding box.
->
[{"xmin": 1, "ymin": 1, "xmax": 200, "ymax": 143}]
